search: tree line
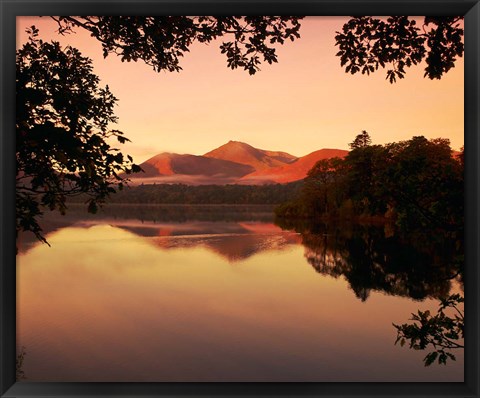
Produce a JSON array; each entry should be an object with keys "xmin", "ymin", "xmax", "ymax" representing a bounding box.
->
[
  {"xmin": 69, "ymin": 181, "xmax": 303, "ymax": 205},
  {"xmin": 16, "ymin": 16, "xmax": 464, "ymax": 244},
  {"xmin": 275, "ymin": 131, "xmax": 463, "ymax": 232},
  {"xmin": 15, "ymin": 16, "xmax": 465, "ymax": 368}
]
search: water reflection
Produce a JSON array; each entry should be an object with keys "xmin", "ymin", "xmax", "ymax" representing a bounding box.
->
[
  {"xmin": 19, "ymin": 205, "xmax": 463, "ymax": 301},
  {"xmin": 17, "ymin": 204, "xmax": 276, "ymax": 253},
  {"xmin": 19, "ymin": 204, "xmax": 464, "ymax": 303},
  {"xmin": 16, "ymin": 204, "xmax": 464, "ymax": 381},
  {"xmin": 276, "ymin": 219, "xmax": 463, "ymax": 302}
]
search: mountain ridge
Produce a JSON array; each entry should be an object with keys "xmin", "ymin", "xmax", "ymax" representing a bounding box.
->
[
  {"xmin": 204, "ymin": 140, "xmax": 297, "ymax": 171},
  {"xmin": 140, "ymin": 152, "xmax": 255, "ymax": 177},
  {"xmin": 240, "ymin": 148, "xmax": 349, "ymax": 184},
  {"xmin": 132, "ymin": 141, "xmax": 347, "ymax": 185}
]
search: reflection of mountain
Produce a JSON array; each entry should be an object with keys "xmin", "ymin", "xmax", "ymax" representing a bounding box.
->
[
  {"xmin": 152, "ymin": 233, "xmax": 300, "ymax": 263},
  {"xmin": 117, "ymin": 220, "xmax": 252, "ymax": 238},
  {"xmin": 122, "ymin": 221, "xmax": 301, "ymax": 263},
  {"xmin": 129, "ymin": 141, "xmax": 346, "ymax": 185},
  {"xmin": 17, "ymin": 205, "xmax": 301, "ymax": 262},
  {"xmin": 279, "ymin": 220, "xmax": 463, "ymax": 302},
  {"xmin": 19, "ymin": 204, "xmax": 462, "ymax": 302}
]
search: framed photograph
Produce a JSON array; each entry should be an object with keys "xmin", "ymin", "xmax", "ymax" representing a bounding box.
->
[{"xmin": 1, "ymin": 1, "xmax": 479, "ymax": 397}]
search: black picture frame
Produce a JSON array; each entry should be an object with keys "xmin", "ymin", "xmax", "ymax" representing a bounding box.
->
[{"xmin": 1, "ymin": 1, "xmax": 479, "ymax": 397}]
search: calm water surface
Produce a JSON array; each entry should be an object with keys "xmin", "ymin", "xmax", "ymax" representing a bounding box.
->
[{"xmin": 17, "ymin": 204, "xmax": 464, "ymax": 381}]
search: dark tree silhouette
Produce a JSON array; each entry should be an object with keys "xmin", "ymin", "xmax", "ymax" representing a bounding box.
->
[
  {"xmin": 17, "ymin": 17, "xmax": 303, "ymax": 245},
  {"xmin": 16, "ymin": 27, "xmax": 141, "ymax": 245},
  {"xmin": 276, "ymin": 133, "xmax": 463, "ymax": 231},
  {"xmin": 394, "ymin": 294, "xmax": 464, "ymax": 366},
  {"xmin": 50, "ymin": 16, "xmax": 303, "ymax": 75},
  {"xmin": 349, "ymin": 130, "xmax": 372, "ymax": 149},
  {"xmin": 17, "ymin": 15, "xmax": 463, "ymax": 245},
  {"xmin": 335, "ymin": 16, "xmax": 464, "ymax": 83}
]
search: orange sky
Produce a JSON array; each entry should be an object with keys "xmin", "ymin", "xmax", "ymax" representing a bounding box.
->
[{"xmin": 17, "ymin": 17, "xmax": 464, "ymax": 163}]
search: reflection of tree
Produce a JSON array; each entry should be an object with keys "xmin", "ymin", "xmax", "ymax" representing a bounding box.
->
[{"xmin": 277, "ymin": 219, "xmax": 463, "ymax": 302}]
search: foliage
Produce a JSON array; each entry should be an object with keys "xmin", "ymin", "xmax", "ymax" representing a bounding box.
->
[
  {"xmin": 349, "ymin": 130, "xmax": 372, "ymax": 149},
  {"xmin": 335, "ymin": 16, "xmax": 464, "ymax": 82},
  {"xmin": 16, "ymin": 27, "xmax": 141, "ymax": 244},
  {"xmin": 17, "ymin": 15, "xmax": 462, "ymax": 247},
  {"xmin": 344, "ymin": 135, "xmax": 387, "ymax": 216},
  {"xmin": 382, "ymin": 137, "xmax": 463, "ymax": 230},
  {"xmin": 303, "ymin": 157, "xmax": 346, "ymax": 217},
  {"xmin": 17, "ymin": 17, "xmax": 303, "ymax": 246},
  {"xmin": 51, "ymin": 16, "xmax": 303, "ymax": 75},
  {"xmin": 393, "ymin": 294, "xmax": 464, "ymax": 366},
  {"xmin": 71, "ymin": 181, "xmax": 304, "ymax": 205},
  {"xmin": 275, "ymin": 132, "xmax": 463, "ymax": 232}
]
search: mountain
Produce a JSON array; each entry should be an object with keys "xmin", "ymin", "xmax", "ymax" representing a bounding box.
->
[
  {"xmin": 239, "ymin": 148, "xmax": 349, "ymax": 184},
  {"xmin": 135, "ymin": 152, "xmax": 255, "ymax": 185},
  {"xmin": 129, "ymin": 142, "xmax": 347, "ymax": 185},
  {"xmin": 204, "ymin": 140, "xmax": 297, "ymax": 171},
  {"xmin": 140, "ymin": 152, "xmax": 255, "ymax": 177}
]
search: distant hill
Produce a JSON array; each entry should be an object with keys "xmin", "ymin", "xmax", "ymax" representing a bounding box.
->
[
  {"xmin": 239, "ymin": 148, "xmax": 349, "ymax": 184},
  {"xmin": 136, "ymin": 152, "xmax": 255, "ymax": 184},
  {"xmin": 129, "ymin": 142, "xmax": 347, "ymax": 185},
  {"xmin": 204, "ymin": 140, "xmax": 297, "ymax": 170}
]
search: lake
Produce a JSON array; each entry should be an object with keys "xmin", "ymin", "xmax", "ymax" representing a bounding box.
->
[{"xmin": 16, "ymin": 204, "xmax": 464, "ymax": 382}]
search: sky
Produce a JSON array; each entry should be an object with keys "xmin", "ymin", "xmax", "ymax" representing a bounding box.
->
[{"xmin": 17, "ymin": 17, "xmax": 464, "ymax": 163}]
